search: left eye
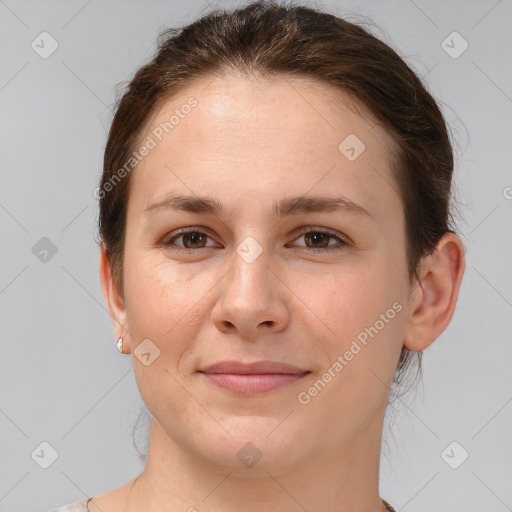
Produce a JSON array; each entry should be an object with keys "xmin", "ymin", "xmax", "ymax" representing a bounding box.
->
[
  {"xmin": 291, "ymin": 230, "xmax": 348, "ymax": 251},
  {"xmin": 163, "ymin": 228, "xmax": 349, "ymax": 252}
]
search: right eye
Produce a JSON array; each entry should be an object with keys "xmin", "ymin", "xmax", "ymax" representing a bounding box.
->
[{"xmin": 163, "ymin": 229, "xmax": 218, "ymax": 251}]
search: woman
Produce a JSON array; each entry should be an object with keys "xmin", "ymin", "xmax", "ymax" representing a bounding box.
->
[{"xmin": 54, "ymin": 1, "xmax": 465, "ymax": 511}]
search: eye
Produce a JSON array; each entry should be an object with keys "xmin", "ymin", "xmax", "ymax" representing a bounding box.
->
[
  {"xmin": 289, "ymin": 228, "xmax": 350, "ymax": 252},
  {"xmin": 162, "ymin": 227, "xmax": 351, "ymax": 253},
  {"xmin": 163, "ymin": 229, "xmax": 217, "ymax": 251}
]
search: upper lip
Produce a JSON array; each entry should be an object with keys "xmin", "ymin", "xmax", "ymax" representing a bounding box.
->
[{"xmin": 199, "ymin": 360, "xmax": 309, "ymax": 375}]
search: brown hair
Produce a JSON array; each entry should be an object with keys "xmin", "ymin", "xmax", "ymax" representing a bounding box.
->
[{"xmin": 97, "ymin": 1, "xmax": 457, "ymax": 393}]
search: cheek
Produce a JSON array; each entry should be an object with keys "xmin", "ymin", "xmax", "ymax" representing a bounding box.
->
[
  {"xmin": 305, "ymin": 267, "xmax": 384, "ymax": 340},
  {"xmin": 292, "ymin": 270, "xmax": 403, "ymax": 445},
  {"xmin": 306, "ymin": 257, "xmax": 405, "ymax": 371},
  {"xmin": 124, "ymin": 261, "xmax": 208, "ymax": 417},
  {"xmin": 123, "ymin": 257, "xmax": 212, "ymax": 356}
]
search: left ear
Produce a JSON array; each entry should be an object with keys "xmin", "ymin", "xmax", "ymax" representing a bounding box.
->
[{"xmin": 403, "ymin": 232, "xmax": 466, "ymax": 351}]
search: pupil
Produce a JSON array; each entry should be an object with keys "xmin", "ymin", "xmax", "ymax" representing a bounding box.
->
[
  {"xmin": 185, "ymin": 232, "xmax": 204, "ymax": 247},
  {"xmin": 306, "ymin": 232, "xmax": 328, "ymax": 248}
]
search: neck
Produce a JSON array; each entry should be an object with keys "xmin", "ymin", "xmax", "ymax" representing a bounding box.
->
[{"xmin": 125, "ymin": 414, "xmax": 389, "ymax": 512}]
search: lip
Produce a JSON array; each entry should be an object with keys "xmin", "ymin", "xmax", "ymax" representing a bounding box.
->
[
  {"xmin": 200, "ymin": 360, "xmax": 307, "ymax": 375},
  {"xmin": 198, "ymin": 360, "xmax": 310, "ymax": 395}
]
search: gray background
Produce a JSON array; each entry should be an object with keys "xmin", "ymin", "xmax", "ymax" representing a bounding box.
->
[{"xmin": 1, "ymin": 0, "xmax": 511, "ymax": 511}]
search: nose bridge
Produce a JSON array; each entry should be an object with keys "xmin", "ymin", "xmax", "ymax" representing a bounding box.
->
[
  {"xmin": 212, "ymin": 234, "xmax": 289, "ymax": 336},
  {"xmin": 229, "ymin": 236, "xmax": 272, "ymax": 301}
]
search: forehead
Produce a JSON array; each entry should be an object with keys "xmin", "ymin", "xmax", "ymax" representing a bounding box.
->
[
  {"xmin": 128, "ymin": 73, "xmax": 400, "ymax": 221},
  {"xmin": 142, "ymin": 72, "xmax": 390, "ymax": 149}
]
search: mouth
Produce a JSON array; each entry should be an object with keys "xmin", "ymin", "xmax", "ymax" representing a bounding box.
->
[{"xmin": 198, "ymin": 360, "xmax": 311, "ymax": 395}]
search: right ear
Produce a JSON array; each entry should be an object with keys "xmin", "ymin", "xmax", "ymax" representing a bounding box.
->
[{"xmin": 99, "ymin": 242, "xmax": 131, "ymax": 352}]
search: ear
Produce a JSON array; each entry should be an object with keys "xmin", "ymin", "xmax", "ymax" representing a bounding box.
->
[
  {"xmin": 99, "ymin": 242, "xmax": 131, "ymax": 353},
  {"xmin": 403, "ymin": 232, "xmax": 466, "ymax": 351}
]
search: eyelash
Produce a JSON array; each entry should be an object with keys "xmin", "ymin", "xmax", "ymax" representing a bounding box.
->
[{"xmin": 162, "ymin": 227, "xmax": 351, "ymax": 253}]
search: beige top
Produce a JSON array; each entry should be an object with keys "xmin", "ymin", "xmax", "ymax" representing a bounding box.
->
[
  {"xmin": 51, "ymin": 498, "xmax": 90, "ymax": 512},
  {"xmin": 51, "ymin": 496, "xmax": 396, "ymax": 511}
]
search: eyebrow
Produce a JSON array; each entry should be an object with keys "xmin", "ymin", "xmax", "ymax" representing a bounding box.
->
[{"xmin": 144, "ymin": 193, "xmax": 372, "ymax": 219}]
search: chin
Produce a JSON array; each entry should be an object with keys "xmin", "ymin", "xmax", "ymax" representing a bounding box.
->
[{"xmin": 191, "ymin": 418, "xmax": 304, "ymax": 473}]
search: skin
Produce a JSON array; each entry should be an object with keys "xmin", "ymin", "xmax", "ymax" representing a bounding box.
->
[{"xmin": 95, "ymin": 73, "xmax": 465, "ymax": 512}]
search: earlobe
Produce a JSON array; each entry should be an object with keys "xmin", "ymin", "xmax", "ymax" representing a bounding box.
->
[
  {"xmin": 402, "ymin": 232, "xmax": 466, "ymax": 352},
  {"xmin": 99, "ymin": 244, "xmax": 130, "ymax": 352}
]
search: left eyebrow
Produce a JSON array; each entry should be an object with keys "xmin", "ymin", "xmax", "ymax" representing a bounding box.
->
[{"xmin": 144, "ymin": 193, "xmax": 373, "ymax": 219}]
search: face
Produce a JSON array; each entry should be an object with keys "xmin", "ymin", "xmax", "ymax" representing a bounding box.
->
[{"xmin": 115, "ymin": 73, "xmax": 412, "ymax": 473}]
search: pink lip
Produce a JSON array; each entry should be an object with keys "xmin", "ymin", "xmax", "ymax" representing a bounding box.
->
[{"xmin": 199, "ymin": 360, "xmax": 310, "ymax": 394}]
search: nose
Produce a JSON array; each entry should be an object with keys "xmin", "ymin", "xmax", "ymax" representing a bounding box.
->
[{"xmin": 211, "ymin": 247, "xmax": 291, "ymax": 339}]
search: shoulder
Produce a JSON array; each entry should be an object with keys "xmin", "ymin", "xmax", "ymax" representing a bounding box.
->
[
  {"xmin": 50, "ymin": 497, "xmax": 90, "ymax": 512},
  {"xmin": 52, "ymin": 477, "xmax": 136, "ymax": 512}
]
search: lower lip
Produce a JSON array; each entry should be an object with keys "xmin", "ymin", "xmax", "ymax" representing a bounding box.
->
[{"xmin": 201, "ymin": 372, "xmax": 309, "ymax": 394}]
